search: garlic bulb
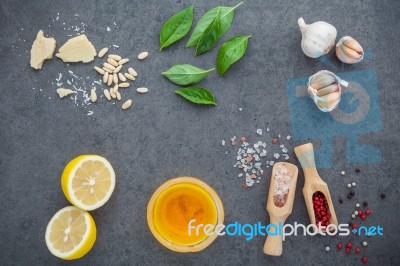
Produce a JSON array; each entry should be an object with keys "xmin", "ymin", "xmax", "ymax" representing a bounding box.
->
[
  {"xmin": 335, "ymin": 36, "xmax": 364, "ymax": 64},
  {"xmin": 298, "ymin": 18, "xmax": 337, "ymax": 58},
  {"xmin": 308, "ymin": 70, "xmax": 348, "ymax": 112}
]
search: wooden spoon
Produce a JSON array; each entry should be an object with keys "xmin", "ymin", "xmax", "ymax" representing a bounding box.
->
[
  {"xmin": 263, "ymin": 162, "xmax": 298, "ymax": 256},
  {"xmin": 294, "ymin": 143, "xmax": 338, "ymax": 230}
]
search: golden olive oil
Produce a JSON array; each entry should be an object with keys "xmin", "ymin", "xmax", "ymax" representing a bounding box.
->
[{"xmin": 153, "ymin": 182, "xmax": 217, "ymax": 245}]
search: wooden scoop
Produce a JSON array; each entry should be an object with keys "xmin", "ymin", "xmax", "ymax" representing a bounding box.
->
[
  {"xmin": 263, "ymin": 162, "xmax": 298, "ymax": 256},
  {"xmin": 294, "ymin": 143, "xmax": 338, "ymax": 230}
]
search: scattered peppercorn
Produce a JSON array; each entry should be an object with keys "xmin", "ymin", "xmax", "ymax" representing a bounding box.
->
[
  {"xmin": 352, "ymin": 214, "xmax": 356, "ymax": 219},
  {"xmin": 356, "ymin": 203, "xmax": 360, "ymax": 207},
  {"xmin": 345, "ymin": 247, "xmax": 351, "ymax": 253},
  {"xmin": 339, "ymin": 198, "xmax": 343, "ymax": 204},
  {"xmin": 341, "ymin": 171, "xmax": 346, "ymax": 176},
  {"xmin": 350, "ymin": 189, "xmax": 355, "ymax": 196},
  {"xmin": 271, "ymin": 137, "xmax": 278, "ymax": 144},
  {"xmin": 347, "ymin": 183, "xmax": 352, "ymax": 188},
  {"xmin": 348, "ymin": 222, "xmax": 353, "ymax": 227},
  {"xmin": 347, "ymin": 194, "xmax": 353, "ymax": 199},
  {"xmin": 361, "ymin": 215, "xmax": 367, "ymax": 221},
  {"xmin": 352, "ymin": 224, "xmax": 358, "ymax": 229},
  {"xmin": 362, "ymin": 241, "xmax": 368, "ymax": 247},
  {"xmin": 358, "ymin": 210, "xmax": 363, "ymax": 216},
  {"xmin": 363, "ymin": 201, "xmax": 368, "ymax": 207},
  {"xmin": 355, "ymin": 168, "xmax": 360, "ymax": 173},
  {"xmin": 355, "ymin": 247, "xmax": 361, "ymax": 254},
  {"xmin": 352, "ymin": 182, "xmax": 356, "ymax": 187},
  {"xmin": 337, "ymin": 243, "xmax": 343, "ymax": 250},
  {"xmin": 365, "ymin": 209, "xmax": 371, "ymax": 215},
  {"xmin": 380, "ymin": 193, "xmax": 385, "ymax": 199},
  {"xmin": 361, "ymin": 256, "xmax": 368, "ymax": 263},
  {"xmin": 325, "ymin": 246, "xmax": 330, "ymax": 252},
  {"xmin": 346, "ymin": 242, "xmax": 353, "ymax": 248}
]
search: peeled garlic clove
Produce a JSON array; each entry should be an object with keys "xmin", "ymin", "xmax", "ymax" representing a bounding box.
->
[
  {"xmin": 298, "ymin": 17, "xmax": 337, "ymax": 58},
  {"xmin": 336, "ymin": 36, "xmax": 364, "ymax": 64},
  {"xmin": 310, "ymin": 73, "xmax": 336, "ymax": 90},
  {"xmin": 316, "ymin": 84, "xmax": 339, "ymax": 97}
]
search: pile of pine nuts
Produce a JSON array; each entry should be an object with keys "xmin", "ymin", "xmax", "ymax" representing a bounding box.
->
[{"xmin": 90, "ymin": 47, "xmax": 149, "ymax": 110}]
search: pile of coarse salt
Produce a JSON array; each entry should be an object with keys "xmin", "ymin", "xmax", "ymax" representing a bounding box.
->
[
  {"xmin": 273, "ymin": 163, "xmax": 292, "ymax": 207},
  {"xmin": 222, "ymin": 127, "xmax": 292, "ymax": 188}
]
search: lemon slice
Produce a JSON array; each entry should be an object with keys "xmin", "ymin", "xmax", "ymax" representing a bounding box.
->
[
  {"xmin": 45, "ymin": 206, "xmax": 96, "ymax": 260},
  {"xmin": 61, "ymin": 155, "xmax": 116, "ymax": 211}
]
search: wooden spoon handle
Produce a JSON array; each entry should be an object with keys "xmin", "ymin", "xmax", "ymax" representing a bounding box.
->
[
  {"xmin": 263, "ymin": 215, "xmax": 286, "ymax": 256},
  {"xmin": 294, "ymin": 143, "xmax": 320, "ymax": 183}
]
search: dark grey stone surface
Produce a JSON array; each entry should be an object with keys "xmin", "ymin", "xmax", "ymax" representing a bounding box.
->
[{"xmin": 1, "ymin": 0, "xmax": 399, "ymax": 265}]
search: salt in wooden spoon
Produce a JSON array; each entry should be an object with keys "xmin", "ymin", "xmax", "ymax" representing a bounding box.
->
[
  {"xmin": 294, "ymin": 143, "xmax": 338, "ymax": 230},
  {"xmin": 263, "ymin": 162, "xmax": 298, "ymax": 256}
]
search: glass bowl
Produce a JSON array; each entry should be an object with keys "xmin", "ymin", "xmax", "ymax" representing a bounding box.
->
[{"xmin": 147, "ymin": 176, "xmax": 224, "ymax": 252}]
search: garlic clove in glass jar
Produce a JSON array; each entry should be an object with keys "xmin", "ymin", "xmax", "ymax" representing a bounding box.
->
[
  {"xmin": 308, "ymin": 70, "xmax": 347, "ymax": 112},
  {"xmin": 298, "ymin": 18, "xmax": 337, "ymax": 58},
  {"xmin": 335, "ymin": 36, "xmax": 364, "ymax": 64}
]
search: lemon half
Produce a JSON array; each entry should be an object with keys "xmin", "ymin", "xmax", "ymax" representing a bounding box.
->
[
  {"xmin": 45, "ymin": 206, "xmax": 96, "ymax": 260},
  {"xmin": 61, "ymin": 155, "xmax": 116, "ymax": 211}
]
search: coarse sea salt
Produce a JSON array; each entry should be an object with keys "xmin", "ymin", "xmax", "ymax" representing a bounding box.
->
[
  {"xmin": 273, "ymin": 163, "xmax": 293, "ymax": 207},
  {"xmin": 226, "ymin": 127, "xmax": 292, "ymax": 188}
]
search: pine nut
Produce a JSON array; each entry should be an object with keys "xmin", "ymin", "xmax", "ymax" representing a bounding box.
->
[
  {"xmin": 94, "ymin": 66, "xmax": 105, "ymax": 75},
  {"xmin": 103, "ymin": 63, "xmax": 116, "ymax": 71},
  {"xmin": 119, "ymin": 58, "xmax": 129, "ymax": 65},
  {"xmin": 119, "ymin": 82, "xmax": 130, "ymax": 88},
  {"xmin": 128, "ymin": 67, "xmax": 138, "ymax": 77},
  {"xmin": 113, "ymin": 65, "xmax": 122, "ymax": 73},
  {"xmin": 108, "ymin": 54, "xmax": 121, "ymax": 61},
  {"xmin": 104, "ymin": 89, "xmax": 111, "ymax": 100},
  {"xmin": 113, "ymin": 84, "xmax": 119, "ymax": 94},
  {"xmin": 107, "ymin": 74, "xmax": 113, "ymax": 86},
  {"xmin": 107, "ymin": 58, "xmax": 119, "ymax": 67},
  {"xmin": 110, "ymin": 89, "xmax": 117, "ymax": 99},
  {"xmin": 122, "ymin": 99, "xmax": 132, "ymax": 109},
  {"xmin": 138, "ymin": 51, "xmax": 148, "ymax": 60},
  {"xmin": 90, "ymin": 88, "xmax": 97, "ymax": 102},
  {"xmin": 113, "ymin": 73, "xmax": 118, "ymax": 84},
  {"xmin": 102, "ymin": 67, "xmax": 113, "ymax": 73},
  {"xmin": 98, "ymin": 47, "xmax": 108, "ymax": 58},
  {"xmin": 103, "ymin": 72, "xmax": 109, "ymax": 83},
  {"xmin": 124, "ymin": 73, "xmax": 136, "ymax": 81},
  {"xmin": 116, "ymin": 91, "xmax": 121, "ymax": 101},
  {"xmin": 118, "ymin": 73, "xmax": 126, "ymax": 82},
  {"xmin": 136, "ymin": 87, "xmax": 148, "ymax": 94}
]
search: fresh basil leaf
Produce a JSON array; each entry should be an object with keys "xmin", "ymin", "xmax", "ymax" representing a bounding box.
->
[
  {"xmin": 175, "ymin": 87, "xmax": 217, "ymax": 105},
  {"xmin": 160, "ymin": 6, "xmax": 194, "ymax": 51},
  {"xmin": 186, "ymin": 2, "xmax": 243, "ymax": 48},
  {"xmin": 162, "ymin": 64, "xmax": 215, "ymax": 85},
  {"xmin": 216, "ymin": 35, "xmax": 251, "ymax": 76},
  {"xmin": 195, "ymin": 7, "xmax": 223, "ymax": 55}
]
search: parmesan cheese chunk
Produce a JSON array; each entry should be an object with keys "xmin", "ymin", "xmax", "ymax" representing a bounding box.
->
[
  {"xmin": 30, "ymin": 30, "xmax": 56, "ymax": 70},
  {"xmin": 56, "ymin": 35, "xmax": 97, "ymax": 63}
]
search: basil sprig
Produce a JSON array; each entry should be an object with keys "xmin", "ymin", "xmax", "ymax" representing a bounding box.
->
[
  {"xmin": 216, "ymin": 35, "xmax": 251, "ymax": 76},
  {"xmin": 175, "ymin": 87, "xmax": 217, "ymax": 105},
  {"xmin": 162, "ymin": 64, "xmax": 215, "ymax": 85},
  {"xmin": 159, "ymin": 6, "xmax": 194, "ymax": 51}
]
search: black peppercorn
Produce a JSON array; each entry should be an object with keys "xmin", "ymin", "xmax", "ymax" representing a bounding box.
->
[
  {"xmin": 350, "ymin": 189, "xmax": 355, "ymax": 196},
  {"xmin": 355, "ymin": 168, "xmax": 360, "ymax": 173},
  {"xmin": 339, "ymin": 198, "xmax": 343, "ymax": 204},
  {"xmin": 380, "ymin": 193, "xmax": 386, "ymax": 199},
  {"xmin": 363, "ymin": 201, "xmax": 368, "ymax": 207},
  {"xmin": 347, "ymin": 194, "xmax": 353, "ymax": 199}
]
